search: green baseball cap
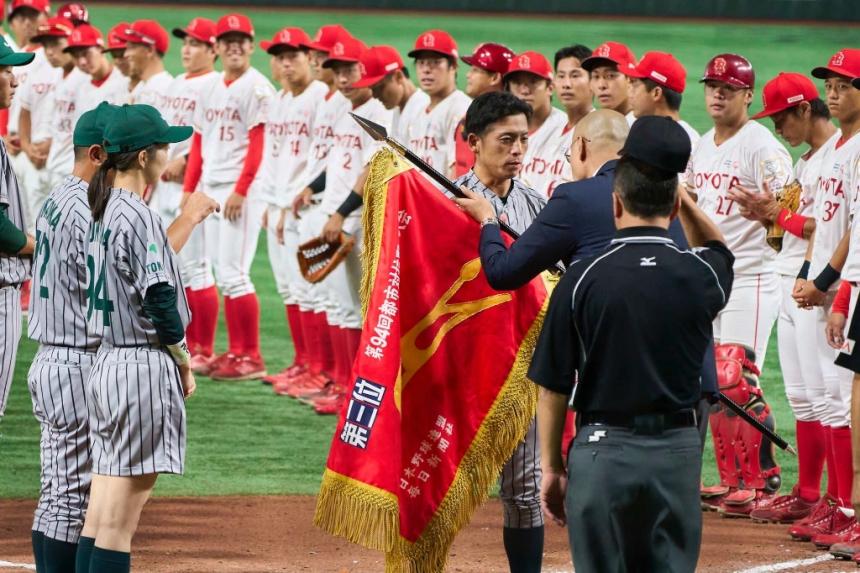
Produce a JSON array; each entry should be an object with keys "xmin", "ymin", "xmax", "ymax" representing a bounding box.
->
[
  {"xmin": 0, "ymin": 35, "xmax": 36, "ymax": 66},
  {"xmin": 102, "ymin": 104, "xmax": 193, "ymax": 154},
  {"xmin": 73, "ymin": 102, "xmax": 121, "ymax": 147}
]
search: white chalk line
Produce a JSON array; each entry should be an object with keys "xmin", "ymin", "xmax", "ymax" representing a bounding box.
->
[
  {"xmin": 734, "ymin": 553, "xmax": 835, "ymax": 573},
  {"xmin": 0, "ymin": 560, "xmax": 35, "ymax": 571}
]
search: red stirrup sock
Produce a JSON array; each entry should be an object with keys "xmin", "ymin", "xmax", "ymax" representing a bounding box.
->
[
  {"xmin": 232, "ymin": 293, "xmax": 261, "ymax": 359},
  {"xmin": 831, "ymin": 425, "xmax": 854, "ymax": 507},
  {"xmin": 824, "ymin": 426, "xmax": 839, "ymax": 500},
  {"xmin": 195, "ymin": 285, "xmax": 219, "ymax": 357},
  {"xmin": 223, "ymin": 296, "xmax": 243, "ymax": 356},
  {"xmin": 795, "ymin": 420, "xmax": 825, "ymax": 502},
  {"xmin": 285, "ymin": 304, "xmax": 306, "ymax": 366}
]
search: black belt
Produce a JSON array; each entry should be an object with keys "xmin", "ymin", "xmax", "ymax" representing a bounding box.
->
[{"xmin": 579, "ymin": 409, "xmax": 697, "ymax": 434}]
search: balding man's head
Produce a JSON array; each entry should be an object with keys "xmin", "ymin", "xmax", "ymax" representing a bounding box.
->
[{"xmin": 569, "ymin": 109, "xmax": 629, "ymax": 180}]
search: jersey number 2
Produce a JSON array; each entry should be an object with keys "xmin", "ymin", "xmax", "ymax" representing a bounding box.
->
[
  {"xmin": 86, "ymin": 255, "xmax": 114, "ymax": 326},
  {"xmin": 34, "ymin": 230, "xmax": 50, "ymax": 299}
]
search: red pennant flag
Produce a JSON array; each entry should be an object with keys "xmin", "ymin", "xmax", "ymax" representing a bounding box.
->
[{"xmin": 315, "ymin": 149, "xmax": 551, "ymax": 572}]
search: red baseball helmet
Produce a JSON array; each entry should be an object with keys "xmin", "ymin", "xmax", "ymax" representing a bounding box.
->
[
  {"xmin": 701, "ymin": 53, "xmax": 755, "ymax": 89},
  {"xmin": 57, "ymin": 3, "xmax": 87, "ymax": 26},
  {"xmin": 460, "ymin": 42, "xmax": 513, "ymax": 75}
]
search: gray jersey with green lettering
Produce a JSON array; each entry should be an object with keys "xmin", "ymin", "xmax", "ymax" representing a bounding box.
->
[
  {"xmin": 0, "ymin": 138, "xmax": 30, "ymax": 286},
  {"xmin": 86, "ymin": 188, "xmax": 189, "ymax": 346}
]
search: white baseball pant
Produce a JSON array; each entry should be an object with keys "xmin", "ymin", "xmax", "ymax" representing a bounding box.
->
[{"xmin": 713, "ymin": 272, "xmax": 780, "ymax": 371}]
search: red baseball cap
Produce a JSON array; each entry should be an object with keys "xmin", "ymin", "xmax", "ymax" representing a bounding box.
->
[
  {"xmin": 811, "ymin": 49, "xmax": 860, "ymax": 80},
  {"xmin": 581, "ymin": 41, "xmax": 636, "ymax": 73},
  {"xmin": 408, "ymin": 29, "xmax": 458, "ymax": 60},
  {"xmin": 321, "ymin": 36, "xmax": 367, "ymax": 68},
  {"xmin": 261, "ymin": 27, "xmax": 310, "ymax": 54},
  {"xmin": 300, "ymin": 24, "xmax": 351, "ymax": 53},
  {"xmin": 625, "ymin": 51, "xmax": 687, "ymax": 93},
  {"xmin": 504, "ymin": 51, "xmax": 553, "ymax": 81},
  {"xmin": 352, "ymin": 45, "xmax": 404, "ymax": 88},
  {"xmin": 63, "ymin": 23, "xmax": 103, "ymax": 51},
  {"xmin": 120, "ymin": 20, "xmax": 169, "ymax": 54},
  {"xmin": 57, "ymin": 3, "xmax": 87, "ymax": 25},
  {"xmin": 8, "ymin": 0, "xmax": 48, "ymax": 17},
  {"xmin": 172, "ymin": 17, "xmax": 216, "ymax": 46},
  {"xmin": 460, "ymin": 42, "xmax": 513, "ymax": 75},
  {"xmin": 215, "ymin": 13, "xmax": 254, "ymax": 40},
  {"xmin": 106, "ymin": 22, "xmax": 128, "ymax": 51},
  {"xmin": 751, "ymin": 72, "xmax": 820, "ymax": 119},
  {"xmin": 32, "ymin": 16, "xmax": 73, "ymax": 42}
]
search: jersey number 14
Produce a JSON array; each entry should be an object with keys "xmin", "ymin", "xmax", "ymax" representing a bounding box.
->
[{"xmin": 86, "ymin": 255, "xmax": 114, "ymax": 326}]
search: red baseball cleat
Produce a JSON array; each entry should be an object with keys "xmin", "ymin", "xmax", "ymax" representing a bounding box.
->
[
  {"xmin": 262, "ymin": 364, "xmax": 306, "ymax": 385},
  {"xmin": 812, "ymin": 512, "xmax": 857, "ymax": 549},
  {"xmin": 313, "ymin": 389, "xmax": 346, "ymax": 415},
  {"xmin": 189, "ymin": 353, "xmax": 217, "ymax": 375},
  {"xmin": 789, "ymin": 494, "xmax": 839, "ymax": 541},
  {"xmin": 750, "ymin": 487, "xmax": 817, "ymax": 524},
  {"xmin": 210, "ymin": 355, "xmax": 267, "ymax": 381},
  {"xmin": 718, "ymin": 489, "xmax": 777, "ymax": 518},
  {"xmin": 194, "ymin": 352, "xmax": 235, "ymax": 376},
  {"xmin": 285, "ymin": 372, "xmax": 329, "ymax": 399},
  {"xmin": 829, "ymin": 523, "xmax": 860, "ymax": 559},
  {"xmin": 701, "ymin": 484, "xmax": 732, "ymax": 512}
]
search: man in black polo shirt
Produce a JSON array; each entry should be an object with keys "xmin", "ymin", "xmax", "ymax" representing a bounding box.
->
[{"xmin": 530, "ymin": 116, "xmax": 734, "ymax": 572}]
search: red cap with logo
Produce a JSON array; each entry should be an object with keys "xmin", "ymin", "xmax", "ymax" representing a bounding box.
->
[
  {"xmin": 751, "ymin": 72, "xmax": 820, "ymax": 119},
  {"xmin": 215, "ymin": 13, "xmax": 254, "ymax": 40},
  {"xmin": 32, "ymin": 16, "xmax": 73, "ymax": 42},
  {"xmin": 57, "ymin": 3, "xmax": 87, "ymax": 25},
  {"xmin": 120, "ymin": 20, "xmax": 169, "ymax": 54},
  {"xmin": 625, "ymin": 51, "xmax": 687, "ymax": 93},
  {"xmin": 106, "ymin": 22, "xmax": 128, "ymax": 51},
  {"xmin": 172, "ymin": 17, "xmax": 216, "ymax": 46},
  {"xmin": 8, "ymin": 0, "xmax": 49, "ymax": 17},
  {"xmin": 408, "ymin": 29, "xmax": 458, "ymax": 60},
  {"xmin": 322, "ymin": 36, "xmax": 367, "ymax": 68},
  {"xmin": 460, "ymin": 42, "xmax": 513, "ymax": 75},
  {"xmin": 301, "ymin": 24, "xmax": 351, "ymax": 53},
  {"xmin": 63, "ymin": 23, "xmax": 103, "ymax": 51},
  {"xmin": 581, "ymin": 41, "xmax": 636, "ymax": 73},
  {"xmin": 812, "ymin": 49, "xmax": 860, "ymax": 80},
  {"xmin": 352, "ymin": 45, "xmax": 404, "ymax": 88},
  {"xmin": 261, "ymin": 27, "xmax": 311, "ymax": 54},
  {"xmin": 504, "ymin": 51, "xmax": 553, "ymax": 81},
  {"xmin": 700, "ymin": 53, "xmax": 754, "ymax": 89}
]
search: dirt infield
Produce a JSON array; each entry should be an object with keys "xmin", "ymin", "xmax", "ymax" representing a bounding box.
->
[{"xmin": 0, "ymin": 496, "xmax": 851, "ymax": 572}]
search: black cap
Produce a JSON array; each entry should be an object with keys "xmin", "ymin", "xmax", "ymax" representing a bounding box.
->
[{"xmin": 619, "ymin": 115, "xmax": 691, "ymax": 174}]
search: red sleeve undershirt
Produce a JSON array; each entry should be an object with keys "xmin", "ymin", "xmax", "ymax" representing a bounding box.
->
[
  {"xmin": 832, "ymin": 280, "xmax": 852, "ymax": 316},
  {"xmin": 777, "ymin": 208, "xmax": 808, "ymax": 239},
  {"xmin": 234, "ymin": 123, "xmax": 264, "ymax": 197},
  {"xmin": 0, "ymin": 108, "xmax": 8, "ymax": 137},
  {"xmin": 182, "ymin": 132, "xmax": 203, "ymax": 194}
]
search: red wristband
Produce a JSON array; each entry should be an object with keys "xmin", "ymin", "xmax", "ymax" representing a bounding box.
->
[
  {"xmin": 777, "ymin": 208, "xmax": 807, "ymax": 238},
  {"xmin": 832, "ymin": 280, "xmax": 852, "ymax": 316}
]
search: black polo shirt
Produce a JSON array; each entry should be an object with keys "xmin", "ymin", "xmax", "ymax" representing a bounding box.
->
[{"xmin": 528, "ymin": 226, "xmax": 734, "ymax": 414}]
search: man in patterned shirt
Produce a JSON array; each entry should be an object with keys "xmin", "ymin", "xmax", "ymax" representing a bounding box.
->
[{"xmin": 453, "ymin": 90, "xmax": 547, "ymax": 573}]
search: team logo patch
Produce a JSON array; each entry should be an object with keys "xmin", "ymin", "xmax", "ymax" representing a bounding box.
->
[
  {"xmin": 787, "ymin": 94, "xmax": 804, "ymax": 104},
  {"xmin": 332, "ymin": 42, "xmax": 344, "ymax": 56},
  {"xmin": 227, "ymin": 15, "xmax": 241, "ymax": 30},
  {"xmin": 713, "ymin": 57, "xmax": 727, "ymax": 75},
  {"xmin": 421, "ymin": 33, "xmax": 435, "ymax": 48},
  {"xmin": 518, "ymin": 54, "xmax": 531, "ymax": 69},
  {"xmin": 588, "ymin": 430, "xmax": 608, "ymax": 442},
  {"xmin": 595, "ymin": 43, "xmax": 611, "ymax": 57},
  {"xmin": 832, "ymin": 51, "xmax": 845, "ymax": 67}
]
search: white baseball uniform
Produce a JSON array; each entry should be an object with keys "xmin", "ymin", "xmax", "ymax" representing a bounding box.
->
[
  {"xmin": 8, "ymin": 46, "xmax": 47, "ymax": 136},
  {"xmin": 520, "ymin": 107, "xmax": 568, "ymax": 197},
  {"xmin": 72, "ymin": 68, "xmax": 129, "ymax": 123},
  {"xmin": 194, "ymin": 67, "xmax": 274, "ymax": 298},
  {"xmin": 294, "ymin": 89, "xmax": 350, "ymax": 315},
  {"xmin": 17, "ymin": 57, "xmax": 61, "ymax": 232},
  {"xmin": 392, "ymin": 89, "xmax": 430, "ymax": 144},
  {"xmin": 42, "ymin": 68, "xmax": 88, "ymax": 185},
  {"xmin": 318, "ymin": 96, "xmax": 391, "ymax": 329},
  {"xmin": 407, "ymin": 89, "xmax": 470, "ymax": 177},
  {"xmin": 685, "ymin": 120, "xmax": 792, "ymax": 369},
  {"xmin": 776, "ymin": 134, "xmax": 839, "ymax": 425},
  {"xmin": 678, "ymin": 119, "xmax": 701, "ymax": 148},
  {"xmin": 260, "ymin": 80, "xmax": 328, "ymax": 307},
  {"xmin": 812, "ymin": 132, "xmax": 860, "ymax": 427},
  {"xmin": 163, "ymin": 70, "xmax": 220, "ymax": 291}
]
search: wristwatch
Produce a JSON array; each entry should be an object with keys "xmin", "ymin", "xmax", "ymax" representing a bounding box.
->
[{"xmin": 480, "ymin": 216, "xmax": 499, "ymax": 228}]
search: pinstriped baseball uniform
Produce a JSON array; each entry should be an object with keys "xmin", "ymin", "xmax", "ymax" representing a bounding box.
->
[
  {"xmin": 27, "ymin": 175, "xmax": 95, "ymax": 542},
  {"xmin": 0, "ymin": 137, "xmax": 31, "ymax": 418},
  {"xmin": 453, "ymin": 170, "xmax": 546, "ymax": 529},
  {"xmin": 86, "ymin": 188, "xmax": 190, "ymax": 476}
]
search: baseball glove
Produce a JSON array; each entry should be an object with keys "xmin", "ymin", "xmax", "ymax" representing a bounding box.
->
[
  {"xmin": 297, "ymin": 233, "xmax": 357, "ymax": 284},
  {"xmin": 766, "ymin": 179, "xmax": 803, "ymax": 252}
]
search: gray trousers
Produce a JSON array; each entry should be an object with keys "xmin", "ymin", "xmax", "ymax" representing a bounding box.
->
[{"xmin": 566, "ymin": 424, "xmax": 702, "ymax": 573}]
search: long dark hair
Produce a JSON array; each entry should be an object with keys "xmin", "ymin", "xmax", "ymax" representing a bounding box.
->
[{"xmin": 88, "ymin": 144, "xmax": 162, "ymax": 221}]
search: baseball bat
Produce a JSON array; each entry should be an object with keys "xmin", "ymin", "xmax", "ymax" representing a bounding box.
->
[{"xmin": 717, "ymin": 391, "xmax": 796, "ymax": 455}]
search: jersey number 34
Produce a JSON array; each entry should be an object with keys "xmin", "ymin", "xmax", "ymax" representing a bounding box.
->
[{"xmin": 86, "ymin": 255, "xmax": 114, "ymax": 326}]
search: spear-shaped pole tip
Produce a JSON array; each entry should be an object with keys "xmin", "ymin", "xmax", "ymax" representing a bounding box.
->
[{"xmin": 350, "ymin": 112, "xmax": 388, "ymax": 142}]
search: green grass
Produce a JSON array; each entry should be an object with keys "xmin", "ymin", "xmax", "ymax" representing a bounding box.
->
[{"xmin": 1, "ymin": 5, "xmax": 848, "ymax": 498}]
